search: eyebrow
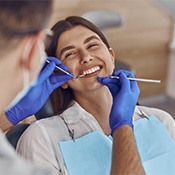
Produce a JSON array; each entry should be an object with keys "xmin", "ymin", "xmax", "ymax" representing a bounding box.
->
[
  {"xmin": 59, "ymin": 35, "xmax": 100, "ymax": 57},
  {"xmin": 59, "ymin": 46, "xmax": 75, "ymax": 57},
  {"xmin": 83, "ymin": 35, "xmax": 100, "ymax": 44}
]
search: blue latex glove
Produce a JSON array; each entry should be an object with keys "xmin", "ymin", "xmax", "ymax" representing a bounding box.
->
[
  {"xmin": 98, "ymin": 70, "xmax": 140, "ymax": 135},
  {"xmin": 6, "ymin": 57, "xmax": 73, "ymax": 125}
]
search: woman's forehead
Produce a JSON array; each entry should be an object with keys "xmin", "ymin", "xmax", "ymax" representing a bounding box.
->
[
  {"xmin": 58, "ymin": 25, "xmax": 101, "ymax": 45},
  {"xmin": 56, "ymin": 25, "xmax": 102, "ymax": 56}
]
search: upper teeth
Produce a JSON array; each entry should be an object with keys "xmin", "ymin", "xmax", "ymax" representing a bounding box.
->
[{"xmin": 82, "ymin": 66, "xmax": 100, "ymax": 75}]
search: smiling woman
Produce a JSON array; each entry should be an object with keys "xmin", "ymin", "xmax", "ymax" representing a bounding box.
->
[
  {"xmin": 16, "ymin": 16, "xmax": 175, "ymax": 175},
  {"xmin": 46, "ymin": 16, "xmax": 115, "ymax": 114}
]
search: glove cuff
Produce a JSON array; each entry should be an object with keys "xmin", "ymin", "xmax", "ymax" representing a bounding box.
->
[
  {"xmin": 5, "ymin": 105, "xmax": 23, "ymax": 125},
  {"xmin": 111, "ymin": 122, "xmax": 133, "ymax": 136}
]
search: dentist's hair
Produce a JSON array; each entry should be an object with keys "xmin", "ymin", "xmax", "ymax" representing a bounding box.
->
[
  {"xmin": 0, "ymin": 0, "xmax": 52, "ymax": 54},
  {"xmin": 46, "ymin": 16, "xmax": 111, "ymax": 114}
]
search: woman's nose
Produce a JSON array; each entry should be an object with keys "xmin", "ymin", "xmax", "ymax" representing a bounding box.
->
[{"xmin": 80, "ymin": 52, "xmax": 94, "ymax": 64}]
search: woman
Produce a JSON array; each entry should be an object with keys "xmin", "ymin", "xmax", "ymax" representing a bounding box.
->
[{"xmin": 17, "ymin": 16, "xmax": 175, "ymax": 174}]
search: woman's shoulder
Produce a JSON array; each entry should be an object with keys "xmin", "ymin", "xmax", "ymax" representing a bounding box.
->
[
  {"xmin": 18, "ymin": 101, "xmax": 102, "ymax": 144},
  {"xmin": 135, "ymin": 105, "xmax": 175, "ymax": 140},
  {"xmin": 136, "ymin": 105, "xmax": 174, "ymax": 119},
  {"xmin": 17, "ymin": 115, "xmax": 64, "ymax": 143},
  {"xmin": 135, "ymin": 105, "xmax": 175, "ymax": 125}
]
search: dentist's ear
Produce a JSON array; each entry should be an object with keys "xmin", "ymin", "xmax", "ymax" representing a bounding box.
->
[
  {"xmin": 21, "ymin": 32, "xmax": 43, "ymax": 71},
  {"xmin": 21, "ymin": 32, "xmax": 44, "ymax": 84}
]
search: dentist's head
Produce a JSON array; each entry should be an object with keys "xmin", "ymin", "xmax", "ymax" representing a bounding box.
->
[{"xmin": 0, "ymin": 0, "xmax": 53, "ymax": 113}]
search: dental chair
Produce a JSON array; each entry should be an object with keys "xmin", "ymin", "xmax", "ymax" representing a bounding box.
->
[
  {"xmin": 82, "ymin": 10, "xmax": 123, "ymax": 30},
  {"xmin": 6, "ymin": 10, "xmax": 134, "ymax": 149}
]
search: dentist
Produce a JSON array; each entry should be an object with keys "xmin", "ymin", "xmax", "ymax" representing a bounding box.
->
[{"xmin": 0, "ymin": 1, "xmax": 71, "ymax": 174}]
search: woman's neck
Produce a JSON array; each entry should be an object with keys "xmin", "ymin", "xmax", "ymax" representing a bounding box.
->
[{"xmin": 74, "ymin": 86, "xmax": 112, "ymax": 135}]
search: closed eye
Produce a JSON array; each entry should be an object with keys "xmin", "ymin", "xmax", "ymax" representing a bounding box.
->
[
  {"xmin": 65, "ymin": 51, "xmax": 77, "ymax": 58},
  {"xmin": 87, "ymin": 43, "xmax": 99, "ymax": 49}
]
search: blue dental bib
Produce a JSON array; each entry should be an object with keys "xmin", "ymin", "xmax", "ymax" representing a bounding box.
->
[
  {"xmin": 59, "ymin": 131, "xmax": 112, "ymax": 175},
  {"xmin": 134, "ymin": 115, "xmax": 175, "ymax": 175},
  {"xmin": 59, "ymin": 116, "xmax": 175, "ymax": 175}
]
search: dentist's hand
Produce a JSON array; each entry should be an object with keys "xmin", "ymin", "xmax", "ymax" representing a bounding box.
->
[
  {"xmin": 6, "ymin": 57, "xmax": 72, "ymax": 125},
  {"xmin": 98, "ymin": 70, "xmax": 140, "ymax": 135}
]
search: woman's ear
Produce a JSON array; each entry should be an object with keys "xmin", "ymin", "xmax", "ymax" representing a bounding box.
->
[
  {"xmin": 61, "ymin": 83, "xmax": 69, "ymax": 89},
  {"xmin": 109, "ymin": 48, "xmax": 115, "ymax": 64},
  {"xmin": 109, "ymin": 48, "xmax": 115, "ymax": 71}
]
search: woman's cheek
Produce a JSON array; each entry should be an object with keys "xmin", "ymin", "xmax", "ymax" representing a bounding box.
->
[{"xmin": 64, "ymin": 59, "xmax": 78, "ymax": 72}]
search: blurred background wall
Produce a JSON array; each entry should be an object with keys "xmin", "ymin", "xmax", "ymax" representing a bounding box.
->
[{"xmin": 48, "ymin": 0, "xmax": 175, "ymax": 116}]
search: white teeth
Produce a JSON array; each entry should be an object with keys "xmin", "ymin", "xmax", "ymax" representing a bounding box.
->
[{"xmin": 82, "ymin": 66, "xmax": 100, "ymax": 75}]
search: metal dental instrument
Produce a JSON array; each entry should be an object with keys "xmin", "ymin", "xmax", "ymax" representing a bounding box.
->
[
  {"xmin": 46, "ymin": 60, "xmax": 160, "ymax": 83},
  {"xmin": 106, "ymin": 75, "xmax": 161, "ymax": 83},
  {"xmin": 74, "ymin": 74, "xmax": 161, "ymax": 83},
  {"xmin": 46, "ymin": 60, "xmax": 74, "ymax": 78}
]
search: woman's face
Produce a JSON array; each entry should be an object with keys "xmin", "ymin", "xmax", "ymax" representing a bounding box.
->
[{"xmin": 56, "ymin": 25, "xmax": 115, "ymax": 94}]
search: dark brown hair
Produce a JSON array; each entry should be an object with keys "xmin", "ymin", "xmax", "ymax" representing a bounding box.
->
[
  {"xmin": 46, "ymin": 16, "xmax": 110, "ymax": 114},
  {"xmin": 0, "ymin": 0, "xmax": 52, "ymax": 51}
]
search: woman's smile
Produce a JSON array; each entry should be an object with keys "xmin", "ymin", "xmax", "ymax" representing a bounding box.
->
[{"xmin": 78, "ymin": 65, "xmax": 103, "ymax": 78}]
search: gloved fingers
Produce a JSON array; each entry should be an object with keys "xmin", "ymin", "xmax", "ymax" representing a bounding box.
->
[
  {"xmin": 37, "ymin": 61, "xmax": 56, "ymax": 84},
  {"xmin": 116, "ymin": 70, "xmax": 138, "ymax": 93},
  {"xmin": 124, "ymin": 71, "xmax": 135, "ymax": 78},
  {"xmin": 98, "ymin": 70, "xmax": 134, "ymax": 91},
  {"xmin": 47, "ymin": 56, "xmax": 61, "ymax": 64},
  {"xmin": 97, "ymin": 76, "xmax": 120, "ymax": 91},
  {"xmin": 97, "ymin": 76, "xmax": 120, "ymax": 98},
  {"xmin": 50, "ymin": 74, "xmax": 72, "ymax": 89},
  {"xmin": 118, "ymin": 72, "xmax": 131, "ymax": 92},
  {"xmin": 113, "ymin": 70, "xmax": 134, "ymax": 78},
  {"xmin": 122, "ymin": 71, "xmax": 140, "ymax": 94},
  {"xmin": 130, "ymin": 78, "xmax": 140, "ymax": 95},
  {"xmin": 112, "ymin": 70, "xmax": 126, "ymax": 77},
  {"xmin": 119, "ymin": 71, "xmax": 140, "ymax": 95},
  {"xmin": 97, "ymin": 70, "xmax": 132, "ymax": 83},
  {"xmin": 97, "ymin": 69, "xmax": 125, "ymax": 85},
  {"xmin": 112, "ymin": 69, "xmax": 131, "ymax": 75},
  {"xmin": 41, "ymin": 56, "xmax": 57, "ymax": 72},
  {"xmin": 47, "ymin": 56, "xmax": 70, "ymax": 72},
  {"xmin": 97, "ymin": 76, "xmax": 119, "ymax": 86}
]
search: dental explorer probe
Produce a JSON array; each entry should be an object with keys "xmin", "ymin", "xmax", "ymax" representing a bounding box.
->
[
  {"xmin": 77, "ymin": 74, "xmax": 161, "ymax": 83},
  {"xmin": 105, "ymin": 75, "xmax": 161, "ymax": 83},
  {"xmin": 45, "ymin": 60, "xmax": 74, "ymax": 78},
  {"xmin": 46, "ymin": 60, "xmax": 91, "ymax": 79}
]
